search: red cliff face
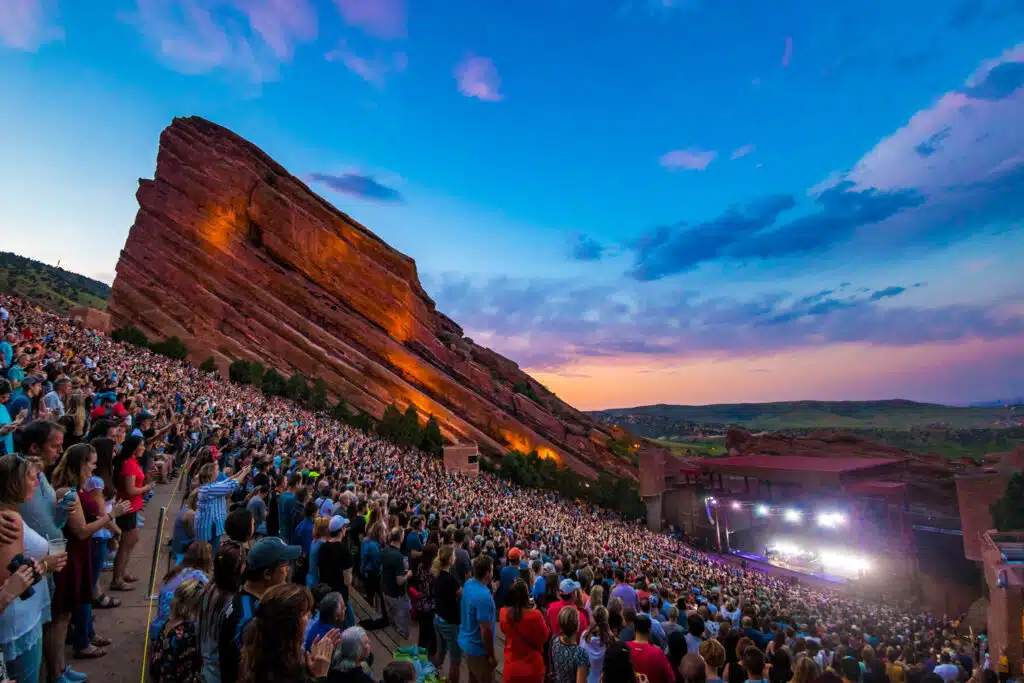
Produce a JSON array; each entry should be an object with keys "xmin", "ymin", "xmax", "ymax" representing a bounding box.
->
[{"xmin": 109, "ymin": 116, "xmax": 634, "ymax": 480}]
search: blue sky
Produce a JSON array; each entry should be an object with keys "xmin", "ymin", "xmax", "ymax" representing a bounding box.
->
[{"xmin": 2, "ymin": 0, "xmax": 1023, "ymax": 408}]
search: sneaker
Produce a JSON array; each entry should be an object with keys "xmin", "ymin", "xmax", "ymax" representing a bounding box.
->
[{"xmin": 63, "ymin": 666, "xmax": 88, "ymax": 682}]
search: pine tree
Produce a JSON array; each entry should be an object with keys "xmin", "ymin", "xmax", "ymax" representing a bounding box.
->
[
  {"xmin": 376, "ymin": 403, "xmax": 403, "ymax": 440},
  {"xmin": 311, "ymin": 378, "xmax": 328, "ymax": 411},
  {"xmin": 420, "ymin": 415, "xmax": 445, "ymax": 457},
  {"xmin": 397, "ymin": 405, "xmax": 422, "ymax": 446}
]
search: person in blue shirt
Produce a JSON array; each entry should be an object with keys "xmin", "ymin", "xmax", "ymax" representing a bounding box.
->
[
  {"xmin": 497, "ymin": 547, "xmax": 524, "ymax": 606},
  {"xmin": 404, "ymin": 517, "xmax": 425, "ymax": 570},
  {"xmin": 458, "ymin": 555, "xmax": 497, "ymax": 681},
  {"xmin": 295, "ymin": 501, "xmax": 316, "ymax": 557},
  {"xmin": 5, "ymin": 354, "xmax": 27, "ymax": 388},
  {"xmin": 0, "ymin": 334, "xmax": 13, "ymax": 370},
  {"xmin": 5, "ymin": 375, "xmax": 39, "ymax": 422},
  {"xmin": 277, "ymin": 473, "xmax": 301, "ymax": 543},
  {"xmin": 0, "ymin": 379, "xmax": 19, "ymax": 455}
]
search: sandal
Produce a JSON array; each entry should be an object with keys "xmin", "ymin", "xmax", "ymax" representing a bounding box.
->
[
  {"xmin": 73, "ymin": 646, "xmax": 107, "ymax": 659},
  {"xmin": 122, "ymin": 574, "xmax": 140, "ymax": 583},
  {"xmin": 93, "ymin": 594, "xmax": 121, "ymax": 609},
  {"xmin": 91, "ymin": 636, "xmax": 113, "ymax": 647},
  {"xmin": 109, "ymin": 581, "xmax": 135, "ymax": 592}
]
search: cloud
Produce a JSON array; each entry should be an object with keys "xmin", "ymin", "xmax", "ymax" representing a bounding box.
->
[
  {"xmin": 430, "ymin": 274, "xmax": 1023, "ymax": 370},
  {"xmin": 0, "ymin": 0, "xmax": 63, "ymax": 51},
  {"xmin": 569, "ymin": 234, "xmax": 605, "ymax": 261},
  {"xmin": 731, "ymin": 144, "xmax": 756, "ymax": 160},
  {"xmin": 962, "ymin": 60, "xmax": 1024, "ymax": 101},
  {"xmin": 659, "ymin": 148, "xmax": 717, "ymax": 171},
  {"xmin": 914, "ymin": 127, "xmax": 951, "ymax": 158},
  {"xmin": 869, "ymin": 286, "xmax": 907, "ymax": 301},
  {"xmin": 781, "ymin": 36, "xmax": 793, "ymax": 67},
  {"xmin": 309, "ymin": 172, "xmax": 403, "ymax": 202},
  {"xmin": 129, "ymin": 0, "xmax": 317, "ymax": 83},
  {"xmin": 325, "ymin": 42, "xmax": 406, "ymax": 88},
  {"xmin": 332, "ymin": 0, "xmax": 405, "ymax": 40},
  {"xmin": 454, "ymin": 55, "xmax": 504, "ymax": 102}
]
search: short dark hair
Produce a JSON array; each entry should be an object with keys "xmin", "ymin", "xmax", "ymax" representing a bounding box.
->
[
  {"xmin": 472, "ymin": 554, "xmax": 493, "ymax": 580},
  {"xmin": 840, "ymin": 657, "xmax": 861, "ymax": 683},
  {"xmin": 634, "ymin": 613, "xmax": 652, "ymax": 635},
  {"xmin": 0, "ymin": 379, "xmax": 11, "ymax": 397},
  {"xmin": 224, "ymin": 508, "xmax": 254, "ymax": 543},
  {"xmin": 15, "ymin": 420, "xmax": 64, "ymax": 455},
  {"xmin": 382, "ymin": 661, "xmax": 416, "ymax": 683},
  {"xmin": 742, "ymin": 646, "xmax": 766, "ymax": 678}
]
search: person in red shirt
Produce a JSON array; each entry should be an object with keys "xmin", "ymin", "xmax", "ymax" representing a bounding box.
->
[
  {"xmin": 500, "ymin": 579, "xmax": 549, "ymax": 683},
  {"xmin": 628, "ymin": 615, "xmax": 675, "ymax": 683},
  {"xmin": 111, "ymin": 434, "xmax": 154, "ymax": 591},
  {"xmin": 546, "ymin": 579, "xmax": 589, "ymax": 638}
]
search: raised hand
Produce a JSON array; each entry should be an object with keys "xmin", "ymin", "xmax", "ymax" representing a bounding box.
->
[{"xmin": 306, "ymin": 628, "xmax": 341, "ymax": 678}]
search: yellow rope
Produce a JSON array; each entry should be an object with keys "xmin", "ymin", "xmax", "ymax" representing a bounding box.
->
[{"xmin": 138, "ymin": 455, "xmax": 193, "ymax": 683}]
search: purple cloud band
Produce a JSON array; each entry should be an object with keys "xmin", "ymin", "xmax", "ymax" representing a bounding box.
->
[{"xmin": 309, "ymin": 172, "xmax": 403, "ymax": 202}]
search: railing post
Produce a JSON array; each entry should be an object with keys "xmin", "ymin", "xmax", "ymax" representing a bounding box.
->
[{"xmin": 146, "ymin": 506, "xmax": 168, "ymax": 601}]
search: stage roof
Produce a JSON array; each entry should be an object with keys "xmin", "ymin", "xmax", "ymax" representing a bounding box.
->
[{"xmin": 697, "ymin": 454, "xmax": 908, "ymax": 488}]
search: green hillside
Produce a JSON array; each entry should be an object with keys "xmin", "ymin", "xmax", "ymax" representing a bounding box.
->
[
  {"xmin": 592, "ymin": 400, "xmax": 1024, "ymax": 461},
  {"xmin": 593, "ymin": 399, "xmax": 1022, "ymax": 432},
  {"xmin": 0, "ymin": 252, "xmax": 110, "ymax": 313}
]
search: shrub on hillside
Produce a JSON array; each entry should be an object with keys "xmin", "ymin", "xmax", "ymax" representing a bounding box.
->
[
  {"xmin": 111, "ymin": 325, "xmax": 149, "ymax": 347},
  {"xmin": 148, "ymin": 336, "xmax": 189, "ymax": 360}
]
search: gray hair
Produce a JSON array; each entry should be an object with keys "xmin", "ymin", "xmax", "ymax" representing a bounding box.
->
[
  {"xmin": 332, "ymin": 626, "xmax": 368, "ymax": 672},
  {"xmin": 319, "ymin": 592, "xmax": 346, "ymax": 624}
]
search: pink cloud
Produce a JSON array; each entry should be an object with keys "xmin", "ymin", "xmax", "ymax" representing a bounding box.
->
[
  {"xmin": 731, "ymin": 144, "xmax": 756, "ymax": 160},
  {"xmin": 0, "ymin": 0, "xmax": 63, "ymax": 51},
  {"xmin": 130, "ymin": 0, "xmax": 317, "ymax": 83},
  {"xmin": 455, "ymin": 56, "xmax": 504, "ymax": 102},
  {"xmin": 781, "ymin": 36, "xmax": 793, "ymax": 67},
  {"xmin": 659, "ymin": 148, "xmax": 717, "ymax": 171},
  {"xmin": 333, "ymin": 0, "xmax": 406, "ymax": 40},
  {"xmin": 326, "ymin": 42, "xmax": 406, "ymax": 88}
]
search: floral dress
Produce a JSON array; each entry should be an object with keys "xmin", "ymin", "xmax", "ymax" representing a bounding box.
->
[{"xmin": 150, "ymin": 620, "xmax": 202, "ymax": 683}]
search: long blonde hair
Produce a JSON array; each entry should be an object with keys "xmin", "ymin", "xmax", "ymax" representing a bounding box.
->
[{"xmin": 66, "ymin": 392, "xmax": 87, "ymax": 436}]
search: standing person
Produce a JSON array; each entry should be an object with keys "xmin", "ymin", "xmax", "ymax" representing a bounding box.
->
[
  {"xmin": 610, "ymin": 569, "xmax": 637, "ymax": 612},
  {"xmin": 43, "ymin": 379, "xmax": 70, "ymax": 419},
  {"xmin": 172, "ymin": 493, "xmax": 199, "ymax": 565},
  {"xmin": 628, "ymin": 615, "xmax": 675, "ymax": 683},
  {"xmin": 196, "ymin": 463, "xmax": 250, "ymax": 559},
  {"xmin": 305, "ymin": 517, "xmax": 331, "ymax": 589},
  {"xmin": 317, "ymin": 516, "xmax": 354, "ymax": 625},
  {"xmin": 111, "ymin": 434, "xmax": 153, "ymax": 591},
  {"xmin": 602, "ymin": 641, "xmax": 642, "ymax": 683},
  {"xmin": 198, "ymin": 542, "xmax": 245, "ymax": 683},
  {"xmin": 237, "ymin": 583, "xmax": 340, "ymax": 683},
  {"xmin": 49, "ymin": 443, "xmax": 132, "ymax": 666},
  {"xmin": 246, "ymin": 487, "xmax": 267, "ymax": 538},
  {"xmin": 699, "ymin": 639, "xmax": 727, "ymax": 683},
  {"xmin": 0, "ymin": 454, "xmax": 68, "ymax": 683},
  {"xmin": 499, "ymin": 578, "xmax": 549, "ymax": 683},
  {"xmin": 276, "ymin": 475, "xmax": 301, "ymax": 544},
  {"xmin": 381, "ymin": 527, "xmax": 412, "ymax": 639},
  {"xmin": 360, "ymin": 522, "xmax": 384, "ymax": 614},
  {"xmin": 218, "ymin": 537, "xmax": 301, "ymax": 683},
  {"xmin": 150, "ymin": 577, "xmax": 206, "ymax": 683},
  {"xmin": 87, "ymin": 437, "xmax": 120, "ymax": 607},
  {"xmin": 433, "ymin": 546, "xmax": 462, "ymax": 683},
  {"xmin": 458, "ymin": 555, "xmax": 497, "ymax": 683},
  {"xmin": 550, "ymin": 606, "xmax": 588, "ymax": 683},
  {"xmin": 411, "ymin": 543, "xmax": 439, "ymax": 657},
  {"xmin": 582, "ymin": 605, "xmax": 615, "ymax": 683},
  {"xmin": 149, "ymin": 542, "xmax": 213, "ymax": 642}
]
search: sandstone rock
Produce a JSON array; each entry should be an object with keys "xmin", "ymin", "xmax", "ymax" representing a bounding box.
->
[
  {"xmin": 70, "ymin": 307, "xmax": 111, "ymax": 335},
  {"xmin": 108, "ymin": 117, "xmax": 635, "ymax": 480}
]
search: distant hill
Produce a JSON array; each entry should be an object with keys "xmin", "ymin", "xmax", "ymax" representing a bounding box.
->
[
  {"xmin": 0, "ymin": 251, "xmax": 110, "ymax": 312},
  {"xmin": 591, "ymin": 399, "xmax": 1023, "ymax": 436}
]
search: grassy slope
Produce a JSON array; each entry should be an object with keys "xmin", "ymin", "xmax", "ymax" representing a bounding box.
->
[{"xmin": 0, "ymin": 251, "xmax": 110, "ymax": 313}]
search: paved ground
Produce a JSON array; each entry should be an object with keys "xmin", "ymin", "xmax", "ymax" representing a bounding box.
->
[{"xmin": 80, "ymin": 479, "xmax": 507, "ymax": 683}]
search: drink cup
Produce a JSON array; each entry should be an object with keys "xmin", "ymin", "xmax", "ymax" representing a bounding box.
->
[{"xmin": 47, "ymin": 537, "xmax": 67, "ymax": 556}]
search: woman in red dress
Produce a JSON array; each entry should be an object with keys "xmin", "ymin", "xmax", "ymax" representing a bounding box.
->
[{"xmin": 49, "ymin": 443, "xmax": 132, "ymax": 669}]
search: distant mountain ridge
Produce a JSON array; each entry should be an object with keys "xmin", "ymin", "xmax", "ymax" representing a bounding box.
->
[
  {"xmin": 0, "ymin": 252, "xmax": 110, "ymax": 312},
  {"xmin": 590, "ymin": 399, "xmax": 1023, "ymax": 437}
]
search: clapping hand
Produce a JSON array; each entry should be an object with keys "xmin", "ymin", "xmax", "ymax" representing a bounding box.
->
[
  {"xmin": 112, "ymin": 500, "xmax": 134, "ymax": 518},
  {"xmin": 307, "ymin": 628, "xmax": 341, "ymax": 679}
]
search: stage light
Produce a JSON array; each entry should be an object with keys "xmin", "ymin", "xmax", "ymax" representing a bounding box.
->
[
  {"xmin": 731, "ymin": 501, "xmax": 742, "ymax": 510},
  {"xmin": 771, "ymin": 540, "xmax": 802, "ymax": 556},
  {"xmin": 816, "ymin": 512, "xmax": 848, "ymax": 528},
  {"xmin": 783, "ymin": 508, "xmax": 802, "ymax": 523},
  {"xmin": 755, "ymin": 504, "xmax": 770, "ymax": 517},
  {"xmin": 819, "ymin": 550, "xmax": 872, "ymax": 573}
]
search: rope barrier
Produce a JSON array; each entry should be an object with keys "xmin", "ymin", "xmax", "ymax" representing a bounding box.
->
[{"xmin": 138, "ymin": 455, "xmax": 193, "ymax": 683}]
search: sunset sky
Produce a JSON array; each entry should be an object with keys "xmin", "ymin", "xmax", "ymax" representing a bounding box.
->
[{"xmin": 2, "ymin": 0, "xmax": 1023, "ymax": 409}]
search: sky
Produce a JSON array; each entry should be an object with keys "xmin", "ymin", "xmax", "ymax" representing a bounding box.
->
[{"xmin": 1, "ymin": 0, "xmax": 1023, "ymax": 410}]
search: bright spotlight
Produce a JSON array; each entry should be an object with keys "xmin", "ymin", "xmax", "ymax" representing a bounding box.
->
[
  {"xmin": 755, "ymin": 504, "xmax": 770, "ymax": 517},
  {"xmin": 819, "ymin": 550, "xmax": 872, "ymax": 573},
  {"xmin": 731, "ymin": 501, "xmax": 742, "ymax": 510},
  {"xmin": 783, "ymin": 508, "xmax": 802, "ymax": 523},
  {"xmin": 817, "ymin": 512, "xmax": 848, "ymax": 528},
  {"xmin": 771, "ymin": 540, "xmax": 802, "ymax": 556},
  {"xmin": 706, "ymin": 497, "xmax": 717, "ymax": 505}
]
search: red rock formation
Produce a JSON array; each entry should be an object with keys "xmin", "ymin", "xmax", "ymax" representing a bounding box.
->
[{"xmin": 108, "ymin": 117, "xmax": 633, "ymax": 479}]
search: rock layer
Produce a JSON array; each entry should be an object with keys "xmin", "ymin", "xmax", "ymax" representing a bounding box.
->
[{"xmin": 109, "ymin": 117, "xmax": 634, "ymax": 479}]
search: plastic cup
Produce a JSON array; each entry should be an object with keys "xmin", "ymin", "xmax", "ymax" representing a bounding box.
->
[{"xmin": 47, "ymin": 537, "xmax": 67, "ymax": 556}]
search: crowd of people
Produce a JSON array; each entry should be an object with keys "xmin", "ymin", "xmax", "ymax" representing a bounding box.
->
[{"xmin": 0, "ymin": 294, "xmax": 1011, "ymax": 683}]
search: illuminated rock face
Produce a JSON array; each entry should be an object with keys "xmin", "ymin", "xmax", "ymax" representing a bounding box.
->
[{"xmin": 109, "ymin": 117, "xmax": 634, "ymax": 480}]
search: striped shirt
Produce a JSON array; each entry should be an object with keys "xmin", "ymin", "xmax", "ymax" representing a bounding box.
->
[{"xmin": 196, "ymin": 479, "xmax": 238, "ymax": 541}]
